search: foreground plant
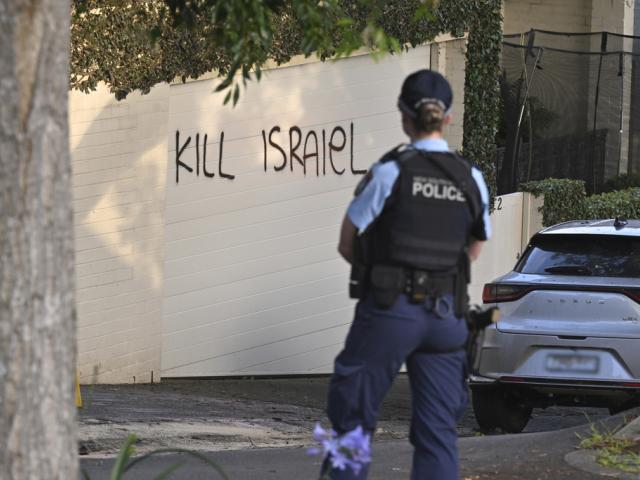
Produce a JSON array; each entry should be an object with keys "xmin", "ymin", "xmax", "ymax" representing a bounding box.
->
[
  {"xmin": 82, "ymin": 434, "xmax": 228, "ymax": 480},
  {"xmin": 309, "ymin": 423, "xmax": 372, "ymax": 479}
]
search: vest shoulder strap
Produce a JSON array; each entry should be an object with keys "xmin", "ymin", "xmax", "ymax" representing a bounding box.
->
[
  {"xmin": 354, "ymin": 144, "xmax": 411, "ymax": 196},
  {"xmin": 379, "ymin": 144, "xmax": 412, "ymax": 163}
]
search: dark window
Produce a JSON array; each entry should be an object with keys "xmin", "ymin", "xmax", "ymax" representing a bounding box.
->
[{"xmin": 516, "ymin": 234, "xmax": 640, "ymax": 278}]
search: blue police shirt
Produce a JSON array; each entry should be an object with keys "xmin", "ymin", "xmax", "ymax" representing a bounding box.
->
[{"xmin": 347, "ymin": 138, "xmax": 492, "ymax": 240}]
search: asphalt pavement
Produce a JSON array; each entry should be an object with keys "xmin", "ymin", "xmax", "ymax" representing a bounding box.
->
[{"xmin": 78, "ymin": 376, "xmax": 632, "ymax": 479}]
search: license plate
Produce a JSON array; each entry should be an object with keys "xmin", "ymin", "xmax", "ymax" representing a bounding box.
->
[{"xmin": 545, "ymin": 354, "xmax": 599, "ymax": 373}]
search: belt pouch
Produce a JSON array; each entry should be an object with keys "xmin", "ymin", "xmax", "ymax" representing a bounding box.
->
[{"xmin": 370, "ymin": 265, "xmax": 404, "ymax": 309}]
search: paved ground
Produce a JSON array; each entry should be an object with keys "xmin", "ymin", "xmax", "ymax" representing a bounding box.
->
[
  {"xmin": 78, "ymin": 376, "xmax": 624, "ymax": 479},
  {"xmin": 78, "ymin": 376, "xmax": 609, "ymax": 456},
  {"xmin": 81, "ymin": 420, "xmax": 625, "ymax": 479}
]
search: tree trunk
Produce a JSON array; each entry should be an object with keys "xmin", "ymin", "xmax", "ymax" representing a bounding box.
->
[{"xmin": 0, "ymin": 1, "xmax": 77, "ymax": 479}]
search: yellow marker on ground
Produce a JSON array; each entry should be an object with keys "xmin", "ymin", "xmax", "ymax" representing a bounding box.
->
[{"xmin": 75, "ymin": 373, "xmax": 83, "ymax": 408}]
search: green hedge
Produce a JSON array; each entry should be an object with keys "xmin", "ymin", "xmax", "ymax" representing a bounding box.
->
[
  {"xmin": 521, "ymin": 178, "xmax": 640, "ymax": 226},
  {"xmin": 520, "ymin": 179, "xmax": 586, "ymax": 226},
  {"xmin": 583, "ymin": 188, "xmax": 640, "ymax": 220}
]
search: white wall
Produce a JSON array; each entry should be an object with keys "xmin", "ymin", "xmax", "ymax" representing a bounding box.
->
[
  {"xmin": 70, "ymin": 42, "xmax": 542, "ymax": 382},
  {"xmin": 160, "ymin": 47, "xmax": 433, "ymax": 377},
  {"xmin": 71, "ymin": 84, "xmax": 170, "ymax": 384}
]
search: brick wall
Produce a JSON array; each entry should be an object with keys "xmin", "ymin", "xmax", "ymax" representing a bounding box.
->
[{"xmin": 71, "ymin": 84, "xmax": 170, "ymax": 384}]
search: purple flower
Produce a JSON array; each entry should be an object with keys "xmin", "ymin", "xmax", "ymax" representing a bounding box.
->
[{"xmin": 309, "ymin": 423, "xmax": 372, "ymax": 476}]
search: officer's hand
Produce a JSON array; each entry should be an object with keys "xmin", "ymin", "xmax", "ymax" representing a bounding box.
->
[{"xmin": 468, "ymin": 239, "xmax": 485, "ymax": 262}]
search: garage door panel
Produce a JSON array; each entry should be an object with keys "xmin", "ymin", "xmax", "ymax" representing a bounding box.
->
[
  {"xmin": 165, "ymin": 188, "xmax": 352, "ymax": 239},
  {"xmin": 163, "ymin": 274, "xmax": 349, "ymax": 334},
  {"xmin": 251, "ymin": 344, "xmax": 346, "ymax": 374},
  {"xmin": 163, "ymin": 291, "xmax": 351, "ymax": 349},
  {"xmin": 165, "ymin": 241, "xmax": 338, "ymax": 297},
  {"xmin": 161, "ymin": 306, "xmax": 352, "ymax": 372},
  {"xmin": 162, "ymin": 322, "xmax": 351, "ymax": 376},
  {"xmin": 165, "ymin": 209, "xmax": 342, "ymax": 261},
  {"xmin": 163, "ymin": 258, "xmax": 347, "ymax": 315},
  {"xmin": 165, "ymin": 225, "xmax": 337, "ymax": 279},
  {"xmin": 166, "ymin": 174, "xmax": 358, "ymax": 225}
]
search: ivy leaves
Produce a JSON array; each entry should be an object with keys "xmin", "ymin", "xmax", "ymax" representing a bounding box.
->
[
  {"xmin": 71, "ymin": 0, "xmax": 455, "ymax": 104},
  {"xmin": 462, "ymin": 0, "xmax": 503, "ymax": 198}
]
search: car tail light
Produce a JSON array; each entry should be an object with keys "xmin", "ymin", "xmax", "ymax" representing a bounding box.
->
[
  {"xmin": 621, "ymin": 288, "xmax": 640, "ymax": 304},
  {"xmin": 481, "ymin": 284, "xmax": 640, "ymax": 304},
  {"xmin": 482, "ymin": 283, "xmax": 531, "ymax": 304}
]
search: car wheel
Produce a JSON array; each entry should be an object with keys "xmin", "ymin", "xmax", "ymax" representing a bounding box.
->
[{"xmin": 472, "ymin": 387, "xmax": 532, "ymax": 433}]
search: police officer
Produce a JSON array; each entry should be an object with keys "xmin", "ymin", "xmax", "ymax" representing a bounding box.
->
[{"xmin": 324, "ymin": 69, "xmax": 491, "ymax": 480}]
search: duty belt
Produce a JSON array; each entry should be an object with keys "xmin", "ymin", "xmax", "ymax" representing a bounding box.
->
[
  {"xmin": 369, "ymin": 264, "xmax": 455, "ymax": 310},
  {"xmin": 403, "ymin": 268, "xmax": 455, "ymax": 301}
]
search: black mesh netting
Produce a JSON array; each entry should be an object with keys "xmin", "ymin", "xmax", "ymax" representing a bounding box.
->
[{"xmin": 498, "ymin": 30, "xmax": 640, "ymax": 194}]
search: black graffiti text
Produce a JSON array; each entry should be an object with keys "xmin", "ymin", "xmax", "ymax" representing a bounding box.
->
[
  {"xmin": 175, "ymin": 130, "xmax": 235, "ymax": 184},
  {"xmin": 261, "ymin": 122, "xmax": 366, "ymax": 176}
]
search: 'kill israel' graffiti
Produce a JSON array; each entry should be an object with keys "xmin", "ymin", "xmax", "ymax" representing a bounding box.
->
[{"xmin": 174, "ymin": 122, "xmax": 367, "ymax": 184}]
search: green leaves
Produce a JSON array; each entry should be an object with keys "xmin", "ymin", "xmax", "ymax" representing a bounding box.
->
[
  {"xmin": 81, "ymin": 433, "xmax": 229, "ymax": 480},
  {"xmin": 124, "ymin": 446, "xmax": 229, "ymax": 480},
  {"xmin": 109, "ymin": 434, "xmax": 137, "ymax": 480},
  {"xmin": 461, "ymin": 0, "xmax": 502, "ymax": 199},
  {"xmin": 70, "ymin": 0, "xmax": 472, "ymax": 104},
  {"xmin": 522, "ymin": 179, "xmax": 586, "ymax": 226},
  {"xmin": 519, "ymin": 178, "xmax": 640, "ymax": 227}
]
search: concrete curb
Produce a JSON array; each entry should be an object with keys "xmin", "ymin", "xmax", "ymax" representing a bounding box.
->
[
  {"xmin": 565, "ymin": 449, "xmax": 638, "ymax": 479},
  {"xmin": 564, "ymin": 409, "xmax": 640, "ymax": 479}
]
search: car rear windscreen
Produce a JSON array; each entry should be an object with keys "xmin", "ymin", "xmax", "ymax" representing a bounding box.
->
[{"xmin": 517, "ymin": 234, "xmax": 640, "ymax": 277}]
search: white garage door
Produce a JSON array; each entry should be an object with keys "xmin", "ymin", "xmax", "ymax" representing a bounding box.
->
[{"xmin": 161, "ymin": 46, "xmax": 430, "ymax": 377}]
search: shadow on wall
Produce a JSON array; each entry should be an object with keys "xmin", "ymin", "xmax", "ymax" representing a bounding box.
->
[{"xmin": 70, "ymin": 84, "xmax": 169, "ymax": 385}]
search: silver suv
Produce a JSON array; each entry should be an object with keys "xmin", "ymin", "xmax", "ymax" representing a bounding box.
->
[{"xmin": 470, "ymin": 218, "xmax": 640, "ymax": 433}]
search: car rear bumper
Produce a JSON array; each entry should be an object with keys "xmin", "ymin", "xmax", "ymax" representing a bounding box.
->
[
  {"xmin": 469, "ymin": 373, "xmax": 640, "ymax": 391},
  {"xmin": 474, "ymin": 327, "xmax": 640, "ymax": 382}
]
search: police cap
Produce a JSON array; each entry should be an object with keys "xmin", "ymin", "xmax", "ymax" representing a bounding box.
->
[{"xmin": 398, "ymin": 69, "xmax": 452, "ymax": 118}]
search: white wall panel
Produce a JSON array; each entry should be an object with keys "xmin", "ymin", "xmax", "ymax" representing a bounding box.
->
[
  {"xmin": 71, "ymin": 82, "xmax": 170, "ymax": 384},
  {"xmin": 161, "ymin": 47, "xmax": 431, "ymax": 376}
]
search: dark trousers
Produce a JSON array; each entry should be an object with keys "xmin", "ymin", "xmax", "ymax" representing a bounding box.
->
[{"xmin": 325, "ymin": 293, "xmax": 468, "ymax": 480}]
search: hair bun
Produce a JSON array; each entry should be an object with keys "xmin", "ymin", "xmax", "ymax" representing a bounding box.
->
[{"xmin": 416, "ymin": 103, "xmax": 445, "ymax": 133}]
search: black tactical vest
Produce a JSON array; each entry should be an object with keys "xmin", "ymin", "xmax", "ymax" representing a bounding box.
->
[{"xmin": 362, "ymin": 147, "xmax": 481, "ymax": 275}]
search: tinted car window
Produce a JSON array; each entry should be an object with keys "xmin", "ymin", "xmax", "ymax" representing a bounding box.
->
[{"xmin": 517, "ymin": 234, "xmax": 640, "ymax": 277}]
